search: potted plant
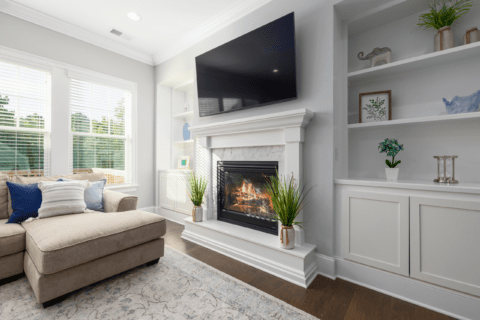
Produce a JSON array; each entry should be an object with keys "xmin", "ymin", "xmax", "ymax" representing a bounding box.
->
[
  {"xmin": 379, "ymin": 139, "xmax": 404, "ymax": 180},
  {"xmin": 187, "ymin": 172, "xmax": 208, "ymax": 222},
  {"xmin": 265, "ymin": 173, "xmax": 309, "ymax": 250},
  {"xmin": 418, "ymin": 0, "xmax": 474, "ymax": 51}
]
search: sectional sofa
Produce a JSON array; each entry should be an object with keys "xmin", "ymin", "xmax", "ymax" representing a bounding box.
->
[{"xmin": 0, "ymin": 172, "xmax": 166, "ymax": 307}]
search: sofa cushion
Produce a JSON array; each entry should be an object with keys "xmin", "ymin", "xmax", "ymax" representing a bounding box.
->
[
  {"xmin": 0, "ymin": 219, "xmax": 26, "ymax": 257},
  {"xmin": 59, "ymin": 178, "xmax": 107, "ymax": 212},
  {"xmin": 37, "ymin": 180, "xmax": 89, "ymax": 218},
  {"xmin": 0, "ymin": 173, "xmax": 9, "ymax": 219},
  {"xmin": 22, "ymin": 210, "xmax": 166, "ymax": 275},
  {"xmin": 8, "ymin": 172, "xmax": 105, "ymax": 216}
]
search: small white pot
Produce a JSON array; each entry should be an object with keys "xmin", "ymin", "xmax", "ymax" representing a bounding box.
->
[
  {"xmin": 192, "ymin": 206, "xmax": 203, "ymax": 222},
  {"xmin": 279, "ymin": 226, "xmax": 295, "ymax": 250},
  {"xmin": 385, "ymin": 168, "xmax": 399, "ymax": 180},
  {"xmin": 434, "ymin": 26, "xmax": 455, "ymax": 52}
]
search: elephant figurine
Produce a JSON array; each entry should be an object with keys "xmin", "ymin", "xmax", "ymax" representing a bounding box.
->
[
  {"xmin": 358, "ymin": 47, "xmax": 392, "ymax": 68},
  {"xmin": 443, "ymin": 90, "xmax": 480, "ymax": 114}
]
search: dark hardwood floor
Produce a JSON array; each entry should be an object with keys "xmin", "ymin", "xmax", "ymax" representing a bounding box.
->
[{"xmin": 163, "ymin": 220, "xmax": 455, "ymax": 320}]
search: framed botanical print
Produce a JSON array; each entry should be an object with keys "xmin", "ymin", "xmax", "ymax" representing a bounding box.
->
[
  {"xmin": 359, "ymin": 90, "xmax": 392, "ymax": 123},
  {"xmin": 177, "ymin": 156, "xmax": 190, "ymax": 169}
]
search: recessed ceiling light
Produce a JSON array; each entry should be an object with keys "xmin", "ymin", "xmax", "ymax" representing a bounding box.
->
[
  {"xmin": 127, "ymin": 12, "xmax": 141, "ymax": 21},
  {"xmin": 273, "ymin": 69, "xmax": 279, "ymax": 73}
]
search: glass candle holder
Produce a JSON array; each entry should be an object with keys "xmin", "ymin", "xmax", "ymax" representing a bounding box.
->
[{"xmin": 434, "ymin": 156, "xmax": 458, "ymax": 184}]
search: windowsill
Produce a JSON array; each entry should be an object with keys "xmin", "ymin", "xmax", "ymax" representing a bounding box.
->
[{"xmin": 105, "ymin": 184, "xmax": 139, "ymax": 193}]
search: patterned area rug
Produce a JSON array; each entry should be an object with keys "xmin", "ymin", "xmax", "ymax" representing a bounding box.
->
[{"xmin": 0, "ymin": 246, "xmax": 318, "ymax": 320}]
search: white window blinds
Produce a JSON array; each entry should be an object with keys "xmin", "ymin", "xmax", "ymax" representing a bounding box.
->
[
  {"xmin": 69, "ymin": 78, "xmax": 132, "ymax": 186},
  {"xmin": 0, "ymin": 60, "xmax": 51, "ymax": 177}
]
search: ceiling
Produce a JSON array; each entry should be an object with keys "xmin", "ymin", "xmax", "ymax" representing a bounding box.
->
[{"xmin": 1, "ymin": 0, "xmax": 271, "ymax": 65}]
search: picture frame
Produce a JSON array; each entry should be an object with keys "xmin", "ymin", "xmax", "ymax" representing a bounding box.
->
[
  {"xmin": 359, "ymin": 90, "xmax": 392, "ymax": 123},
  {"xmin": 177, "ymin": 156, "xmax": 190, "ymax": 169}
]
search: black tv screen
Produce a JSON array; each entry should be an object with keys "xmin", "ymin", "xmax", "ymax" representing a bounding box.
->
[{"xmin": 195, "ymin": 13, "xmax": 297, "ymax": 117}]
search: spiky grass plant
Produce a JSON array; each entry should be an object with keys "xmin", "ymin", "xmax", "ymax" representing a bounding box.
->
[
  {"xmin": 264, "ymin": 173, "xmax": 309, "ymax": 228},
  {"xmin": 187, "ymin": 172, "xmax": 208, "ymax": 207},
  {"xmin": 418, "ymin": 0, "xmax": 473, "ymax": 30}
]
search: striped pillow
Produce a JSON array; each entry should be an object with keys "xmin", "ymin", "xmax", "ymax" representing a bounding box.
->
[{"xmin": 38, "ymin": 180, "xmax": 90, "ymax": 218}]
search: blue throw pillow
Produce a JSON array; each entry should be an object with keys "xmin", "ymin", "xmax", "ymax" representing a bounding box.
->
[
  {"xmin": 58, "ymin": 178, "xmax": 107, "ymax": 212},
  {"xmin": 7, "ymin": 182, "xmax": 43, "ymax": 224}
]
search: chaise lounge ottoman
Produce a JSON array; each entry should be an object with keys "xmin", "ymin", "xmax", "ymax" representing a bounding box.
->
[{"xmin": 23, "ymin": 210, "xmax": 166, "ymax": 306}]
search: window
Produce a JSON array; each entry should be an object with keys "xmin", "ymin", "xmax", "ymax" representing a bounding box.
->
[
  {"xmin": 69, "ymin": 78, "xmax": 132, "ymax": 186},
  {"xmin": 0, "ymin": 60, "xmax": 51, "ymax": 177}
]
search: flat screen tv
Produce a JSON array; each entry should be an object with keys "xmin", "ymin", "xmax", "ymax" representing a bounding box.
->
[{"xmin": 195, "ymin": 13, "xmax": 297, "ymax": 117}]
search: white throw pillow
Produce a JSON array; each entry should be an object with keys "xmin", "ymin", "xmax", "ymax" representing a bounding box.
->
[{"xmin": 38, "ymin": 180, "xmax": 90, "ymax": 218}]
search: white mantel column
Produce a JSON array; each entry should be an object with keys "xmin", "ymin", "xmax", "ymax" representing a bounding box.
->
[{"xmin": 284, "ymin": 127, "xmax": 305, "ymax": 246}]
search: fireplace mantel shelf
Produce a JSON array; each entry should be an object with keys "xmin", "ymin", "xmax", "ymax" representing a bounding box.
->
[{"xmin": 189, "ymin": 108, "xmax": 314, "ymax": 137}]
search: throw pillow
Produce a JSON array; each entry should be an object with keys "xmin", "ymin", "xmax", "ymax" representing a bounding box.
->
[
  {"xmin": 58, "ymin": 178, "xmax": 107, "ymax": 212},
  {"xmin": 37, "ymin": 180, "xmax": 89, "ymax": 218},
  {"xmin": 6, "ymin": 182, "xmax": 42, "ymax": 224}
]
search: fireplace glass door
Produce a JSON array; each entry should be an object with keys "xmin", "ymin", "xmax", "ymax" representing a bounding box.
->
[{"xmin": 217, "ymin": 161, "xmax": 278, "ymax": 235}]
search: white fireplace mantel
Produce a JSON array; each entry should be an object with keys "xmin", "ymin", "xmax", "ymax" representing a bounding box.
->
[{"xmin": 182, "ymin": 108, "xmax": 318, "ymax": 288}]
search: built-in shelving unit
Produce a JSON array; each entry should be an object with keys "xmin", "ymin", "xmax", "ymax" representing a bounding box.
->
[
  {"xmin": 348, "ymin": 41, "xmax": 480, "ymax": 83},
  {"xmin": 172, "ymin": 111, "xmax": 194, "ymax": 119},
  {"xmin": 173, "ymin": 139, "xmax": 194, "ymax": 145},
  {"xmin": 340, "ymin": 0, "xmax": 480, "ymax": 183},
  {"xmin": 348, "ymin": 111, "xmax": 480, "ymax": 129}
]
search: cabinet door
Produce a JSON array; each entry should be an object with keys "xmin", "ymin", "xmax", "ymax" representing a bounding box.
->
[
  {"xmin": 174, "ymin": 172, "xmax": 193, "ymax": 215},
  {"xmin": 342, "ymin": 191, "xmax": 410, "ymax": 276},
  {"xmin": 410, "ymin": 197, "xmax": 480, "ymax": 296},
  {"xmin": 159, "ymin": 172, "xmax": 175, "ymax": 211}
]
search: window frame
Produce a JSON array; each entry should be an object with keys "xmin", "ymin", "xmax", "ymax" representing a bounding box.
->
[{"xmin": 0, "ymin": 46, "xmax": 138, "ymax": 192}]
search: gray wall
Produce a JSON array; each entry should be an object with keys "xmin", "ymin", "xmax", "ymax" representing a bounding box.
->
[
  {"xmin": 155, "ymin": 0, "xmax": 337, "ymax": 257},
  {"xmin": 0, "ymin": 12, "xmax": 156, "ymax": 209}
]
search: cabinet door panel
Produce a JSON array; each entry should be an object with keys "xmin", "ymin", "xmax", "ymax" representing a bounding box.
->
[
  {"xmin": 342, "ymin": 191, "xmax": 409, "ymax": 276},
  {"xmin": 159, "ymin": 173, "xmax": 175, "ymax": 211},
  {"xmin": 174, "ymin": 173, "xmax": 193, "ymax": 215},
  {"xmin": 410, "ymin": 197, "xmax": 480, "ymax": 296}
]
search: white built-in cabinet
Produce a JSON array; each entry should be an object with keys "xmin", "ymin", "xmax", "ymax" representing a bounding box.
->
[
  {"xmin": 342, "ymin": 188, "xmax": 480, "ymax": 297},
  {"xmin": 159, "ymin": 170, "xmax": 193, "ymax": 216}
]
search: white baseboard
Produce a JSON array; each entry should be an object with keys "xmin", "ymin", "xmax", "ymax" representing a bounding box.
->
[
  {"xmin": 138, "ymin": 206, "xmax": 156, "ymax": 213},
  {"xmin": 153, "ymin": 207, "xmax": 188, "ymax": 225},
  {"xmin": 315, "ymin": 253, "xmax": 336, "ymax": 280}
]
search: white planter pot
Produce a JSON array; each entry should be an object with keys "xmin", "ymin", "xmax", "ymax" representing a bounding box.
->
[
  {"xmin": 192, "ymin": 206, "xmax": 203, "ymax": 222},
  {"xmin": 435, "ymin": 26, "xmax": 455, "ymax": 52},
  {"xmin": 279, "ymin": 226, "xmax": 295, "ymax": 250},
  {"xmin": 385, "ymin": 168, "xmax": 399, "ymax": 180}
]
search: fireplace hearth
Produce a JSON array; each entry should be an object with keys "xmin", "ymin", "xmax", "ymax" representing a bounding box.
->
[{"xmin": 217, "ymin": 161, "xmax": 278, "ymax": 235}]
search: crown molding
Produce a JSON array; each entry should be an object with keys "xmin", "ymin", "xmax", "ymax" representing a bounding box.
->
[
  {"xmin": 152, "ymin": 0, "xmax": 271, "ymax": 65},
  {"xmin": 0, "ymin": 0, "xmax": 154, "ymax": 65}
]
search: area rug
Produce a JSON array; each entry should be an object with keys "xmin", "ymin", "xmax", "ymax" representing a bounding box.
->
[{"xmin": 0, "ymin": 246, "xmax": 318, "ymax": 320}]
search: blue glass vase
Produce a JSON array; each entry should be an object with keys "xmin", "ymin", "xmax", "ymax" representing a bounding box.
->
[{"xmin": 183, "ymin": 123, "xmax": 190, "ymax": 140}]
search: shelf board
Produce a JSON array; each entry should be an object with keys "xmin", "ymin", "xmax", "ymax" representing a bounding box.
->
[
  {"xmin": 348, "ymin": 41, "xmax": 480, "ymax": 83},
  {"xmin": 335, "ymin": 178, "xmax": 480, "ymax": 195},
  {"xmin": 173, "ymin": 140, "xmax": 194, "ymax": 145},
  {"xmin": 348, "ymin": 112, "xmax": 480, "ymax": 129},
  {"xmin": 173, "ymin": 80, "xmax": 195, "ymax": 92},
  {"xmin": 173, "ymin": 111, "xmax": 194, "ymax": 119}
]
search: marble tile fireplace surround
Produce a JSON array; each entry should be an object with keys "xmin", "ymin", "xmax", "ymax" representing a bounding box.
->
[{"xmin": 182, "ymin": 109, "xmax": 318, "ymax": 288}]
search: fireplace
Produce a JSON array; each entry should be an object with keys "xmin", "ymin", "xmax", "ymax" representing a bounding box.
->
[{"xmin": 217, "ymin": 161, "xmax": 278, "ymax": 235}]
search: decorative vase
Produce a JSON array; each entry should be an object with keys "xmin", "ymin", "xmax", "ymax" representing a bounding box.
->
[
  {"xmin": 443, "ymin": 90, "xmax": 480, "ymax": 114},
  {"xmin": 434, "ymin": 26, "xmax": 455, "ymax": 52},
  {"xmin": 192, "ymin": 206, "xmax": 203, "ymax": 222},
  {"xmin": 183, "ymin": 123, "xmax": 190, "ymax": 140},
  {"xmin": 464, "ymin": 27, "xmax": 480, "ymax": 45},
  {"xmin": 385, "ymin": 168, "xmax": 399, "ymax": 180},
  {"xmin": 280, "ymin": 225, "xmax": 295, "ymax": 250}
]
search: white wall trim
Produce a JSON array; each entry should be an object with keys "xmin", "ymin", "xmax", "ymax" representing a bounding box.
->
[
  {"xmin": 0, "ymin": 0, "xmax": 154, "ymax": 65},
  {"xmin": 155, "ymin": 207, "xmax": 188, "ymax": 225},
  {"xmin": 152, "ymin": 0, "xmax": 272, "ymax": 65},
  {"xmin": 315, "ymin": 253, "xmax": 336, "ymax": 280}
]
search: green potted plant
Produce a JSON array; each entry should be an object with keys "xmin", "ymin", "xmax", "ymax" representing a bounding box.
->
[
  {"xmin": 418, "ymin": 0, "xmax": 474, "ymax": 51},
  {"xmin": 265, "ymin": 173, "xmax": 309, "ymax": 250},
  {"xmin": 187, "ymin": 172, "xmax": 208, "ymax": 222},
  {"xmin": 379, "ymin": 139, "xmax": 404, "ymax": 180}
]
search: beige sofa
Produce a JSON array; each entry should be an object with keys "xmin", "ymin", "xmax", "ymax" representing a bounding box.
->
[{"xmin": 0, "ymin": 172, "xmax": 166, "ymax": 307}]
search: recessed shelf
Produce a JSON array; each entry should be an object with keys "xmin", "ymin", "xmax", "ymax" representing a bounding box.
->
[
  {"xmin": 348, "ymin": 41, "xmax": 480, "ymax": 84},
  {"xmin": 348, "ymin": 112, "xmax": 480, "ymax": 129},
  {"xmin": 335, "ymin": 178, "xmax": 480, "ymax": 195},
  {"xmin": 173, "ymin": 111, "xmax": 194, "ymax": 119},
  {"xmin": 173, "ymin": 140, "xmax": 194, "ymax": 145},
  {"xmin": 173, "ymin": 80, "xmax": 195, "ymax": 92}
]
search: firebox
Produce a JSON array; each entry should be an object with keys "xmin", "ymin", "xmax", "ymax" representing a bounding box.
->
[{"xmin": 217, "ymin": 161, "xmax": 278, "ymax": 235}]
